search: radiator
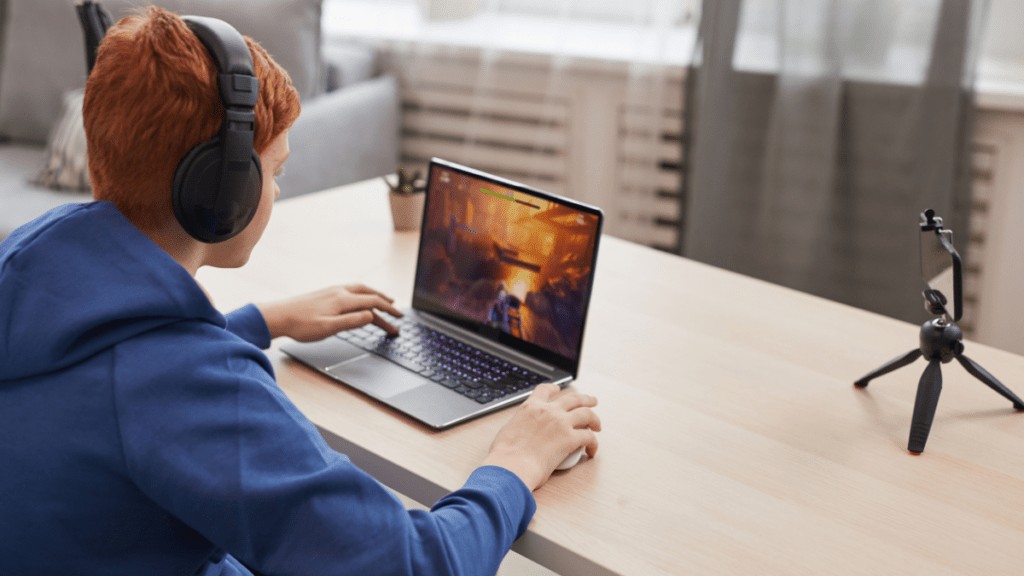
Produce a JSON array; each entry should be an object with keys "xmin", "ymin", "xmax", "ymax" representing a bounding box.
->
[
  {"xmin": 398, "ymin": 82, "xmax": 571, "ymax": 198},
  {"xmin": 615, "ymin": 101, "xmax": 684, "ymax": 252},
  {"xmin": 384, "ymin": 52, "xmax": 686, "ymax": 252}
]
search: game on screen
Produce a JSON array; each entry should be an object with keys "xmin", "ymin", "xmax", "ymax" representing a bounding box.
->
[{"xmin": 414, "ymin": 166, "xmax": 600, "ymax": 361}]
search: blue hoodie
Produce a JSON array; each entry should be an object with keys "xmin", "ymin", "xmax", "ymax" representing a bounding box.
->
[{"xmin": 0, "ymin": 202, "xmax": 535, "ymax": 575}]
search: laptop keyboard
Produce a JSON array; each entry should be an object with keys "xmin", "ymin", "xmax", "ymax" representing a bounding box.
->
[{"xmin": 336, "ymin": 317, "xmax": 547, "ymax": 404}]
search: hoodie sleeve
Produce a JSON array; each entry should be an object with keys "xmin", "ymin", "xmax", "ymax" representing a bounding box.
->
[
  {"xmin": 223, "ymin": 304, "xmax": 272, "ymax": 350},
  {"xmin": 112, "ymin": 323, "xmax": 535, "ymax": 576}
]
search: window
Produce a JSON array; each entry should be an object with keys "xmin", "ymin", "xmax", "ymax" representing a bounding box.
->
[
  {"xmin": 493, "ymin": 0, "xmax": 694, "ymax": 24},
  {"xmin": 365, "ymin": 0, "xmax": 697, "ymax": 26}
]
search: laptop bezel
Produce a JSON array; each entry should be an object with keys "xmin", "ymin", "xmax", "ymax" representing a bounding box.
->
[{"xmin": 411, "ymin": 158, "xmax": 604, "ymax": 379}]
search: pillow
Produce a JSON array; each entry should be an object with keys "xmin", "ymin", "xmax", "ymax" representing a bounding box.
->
[
  {"xmin": 0, "ymin": 0, "xmax": 323, "ymax": 144},
  {"xmin": 34, "ymin": 89, "xmax": 91, "ymax": 192}
]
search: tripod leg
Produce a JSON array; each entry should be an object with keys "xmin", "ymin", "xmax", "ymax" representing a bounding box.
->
[
  {"xmin": 854, "ymin": 349, "xmax": 922, "ymax": 388},
  {"xmin": 908, "ymin": 359, "xmax": 943, "ymax": 454},
  {"xmin": 956, "ymin": 355, "xmax": 1024, "ymax": 410}
]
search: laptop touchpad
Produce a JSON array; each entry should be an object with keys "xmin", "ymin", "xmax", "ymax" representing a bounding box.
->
[
  {"xmin": 326, "ymin": 355, "xmax": 423, "ymax": 399},
  {"xmin": 282, "ymin": 337, "xmax": 368, "ymax": 370}
]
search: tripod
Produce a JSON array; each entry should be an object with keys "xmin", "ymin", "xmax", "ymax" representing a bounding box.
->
[{"xmin": 855, "ymin": 314, "xmax": 1024, "ymax": 453}]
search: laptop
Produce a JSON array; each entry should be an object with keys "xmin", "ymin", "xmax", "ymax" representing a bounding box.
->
[{"xmin": 281, "ymin": 158, "xmax": 604, "ymax": 429}]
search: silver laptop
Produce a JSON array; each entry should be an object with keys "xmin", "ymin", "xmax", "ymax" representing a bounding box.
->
[{"xmin": 282, "ymin": 158, "xmax": 604, "ymax": 429}]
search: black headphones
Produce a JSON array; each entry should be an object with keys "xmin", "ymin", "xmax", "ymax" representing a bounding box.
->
[{"xmin": 172, "ymin": 16, "xmax": 262, "ymax": 243}]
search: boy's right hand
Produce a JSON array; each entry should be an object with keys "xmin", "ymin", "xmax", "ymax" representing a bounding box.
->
[{"xmin": 482, "ymin": 384, "xmax": 601, "ymax": 491}]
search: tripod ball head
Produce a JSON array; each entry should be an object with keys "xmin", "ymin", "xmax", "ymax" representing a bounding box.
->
[{"xmin": 920, "ymin": 318, "xmax": 962, "ymax": 363}]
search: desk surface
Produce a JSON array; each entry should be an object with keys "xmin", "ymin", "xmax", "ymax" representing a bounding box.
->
[{"xmin": 198, "ymin": 178, "xmax": 1024, "ymax": 576}]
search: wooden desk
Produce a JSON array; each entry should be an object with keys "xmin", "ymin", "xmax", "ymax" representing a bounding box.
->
[{"xmin": 198, "ymin": 178, "xmax": 1024, "ymax": 575}]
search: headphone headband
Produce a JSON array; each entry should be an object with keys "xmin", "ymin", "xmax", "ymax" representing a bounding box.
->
[
  {"xmin": 183, "ymin": 16, "xmax": 252, "ymax": 75},
  {"xmin": 183, "ymin": 16, "xmax": 258, "ymax": 107}
]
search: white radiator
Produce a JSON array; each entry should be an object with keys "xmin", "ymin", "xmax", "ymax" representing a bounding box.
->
[
  {"xmin": 615, "ymin": 102, "xmax": 684, "ymax": 251},
  {"xmin": 382, "ymin": 51, "xmax": 685, "ymax": 250},
  {"xmin": 398, "ymin": 82, "xmax": 571, "ymax": 198},
  {"xmin": 962, "ymin": 140, "xmax": 998, "ymax": 337}
]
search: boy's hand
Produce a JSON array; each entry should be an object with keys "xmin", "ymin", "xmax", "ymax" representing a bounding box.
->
[
  {"xmin": 257, "ymin": 284, "xmax": 403, "ymax": 342},
  {"xmin": 483, "ymin": 384, "xmax": 601, "ymax": 491}
]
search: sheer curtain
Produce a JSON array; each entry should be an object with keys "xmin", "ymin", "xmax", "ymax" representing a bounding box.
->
[{"xmin": 684, "ymin": 0, "xmax": 988, "ymax": 322}]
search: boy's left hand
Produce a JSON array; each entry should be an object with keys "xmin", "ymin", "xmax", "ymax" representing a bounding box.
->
[{"xmin": 257, "ymin": 284, "xmax": 403, "ymax": 342}]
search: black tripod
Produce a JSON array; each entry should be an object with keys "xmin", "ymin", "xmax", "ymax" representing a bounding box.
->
[{"xmin": 855, "ymin": 313, "xmax": 1024, "ymax": 453}]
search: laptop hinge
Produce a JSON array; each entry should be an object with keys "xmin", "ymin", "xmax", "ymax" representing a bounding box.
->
[{"xmin": 416, "ymin": 311, "xmax": 560, "ymax": 374}]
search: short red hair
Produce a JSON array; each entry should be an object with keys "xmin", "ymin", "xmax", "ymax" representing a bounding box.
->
[{"xmin": 84, "ymin": 7, "xmax": 300, "ymax": 230}]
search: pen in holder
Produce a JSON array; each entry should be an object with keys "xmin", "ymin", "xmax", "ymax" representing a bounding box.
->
[{"xmin": 383, "ymin": 168, "xmax": 426, "ymax": 231}]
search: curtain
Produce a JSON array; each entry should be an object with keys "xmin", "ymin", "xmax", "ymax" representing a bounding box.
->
[{"xmin": 683, "ymin": 0, "xmax": 988, "ymax": 322}]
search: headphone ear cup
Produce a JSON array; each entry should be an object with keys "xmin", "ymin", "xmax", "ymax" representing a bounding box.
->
[{"xmin": 172, "ymin": 137, "xmax": 262, "ymax": 243}]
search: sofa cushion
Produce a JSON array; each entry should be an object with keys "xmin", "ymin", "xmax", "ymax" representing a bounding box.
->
[
  {"xmin": 278, "ymin": 75, "xmax": 399, "ymax": 200},
  {"xmin": 0, "ymin": 0, "xmax": 323, "ymax": 144},
  {"xmin": 323, "ymin": 42, "xmax": 377, "ymax": 91},
  {"xmin": 114, "ymin": 0, "xmax": 325, "ymax": 99}
]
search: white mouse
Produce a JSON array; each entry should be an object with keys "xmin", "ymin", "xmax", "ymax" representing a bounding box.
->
[{"xmin": 556, "ymin": 447, "xmax": 586, "ymax": 471}]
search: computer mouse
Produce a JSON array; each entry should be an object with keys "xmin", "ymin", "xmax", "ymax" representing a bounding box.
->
[{"xmin": 556, "ymin": 447, "xmax": 585, "ymax": 471}]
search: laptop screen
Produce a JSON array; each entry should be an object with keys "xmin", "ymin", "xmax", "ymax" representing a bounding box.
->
[{"xmin": 412, "ymin": 159, "xmax": 603, "ymax": 375}]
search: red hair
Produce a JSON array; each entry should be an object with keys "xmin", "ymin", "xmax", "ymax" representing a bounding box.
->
[{"xmin": 83, "ymin": 7, "xmax": 300, "ymax": 230}]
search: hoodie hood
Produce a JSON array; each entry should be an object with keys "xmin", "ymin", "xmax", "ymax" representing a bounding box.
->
[{"xmin": 0, "ymin": 202, "xmax": 223, "ymax": 381}]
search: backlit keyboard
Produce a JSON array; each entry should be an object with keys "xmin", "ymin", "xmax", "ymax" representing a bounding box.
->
[{"xmin": 336, "ymin": 317, "xmax": 547, "ymax": 404}]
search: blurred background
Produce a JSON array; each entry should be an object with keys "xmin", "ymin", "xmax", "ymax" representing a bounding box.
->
[
  {"xmin": 4, "ymin": 0, "xmax": 1024, "ymax": 357},
  {"xmin": 323, "ymin": 0, "xmax": 1024, "ymax": 354}
]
